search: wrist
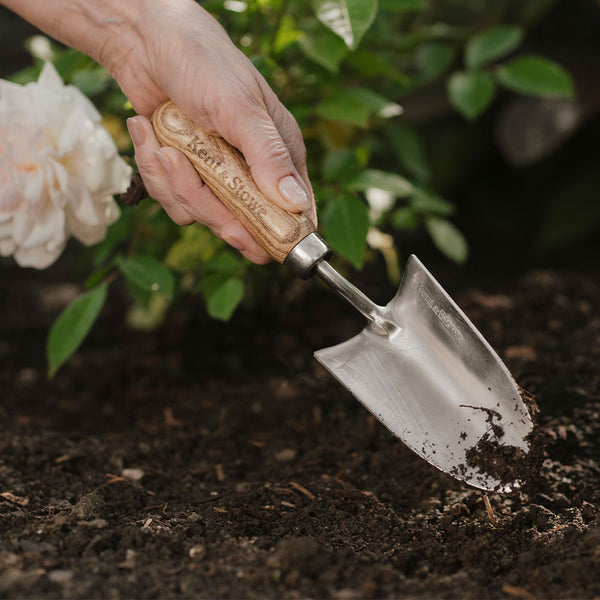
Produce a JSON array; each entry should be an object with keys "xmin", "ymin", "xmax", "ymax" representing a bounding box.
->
[{"xmin": 69, "ymin": 0, "xmax": 146, "ymax": 72}]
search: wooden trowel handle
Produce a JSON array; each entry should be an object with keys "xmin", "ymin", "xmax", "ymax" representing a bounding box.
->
[{"xmin": 151, "ymin": 100, "xmax": 315, "ymax": 263}]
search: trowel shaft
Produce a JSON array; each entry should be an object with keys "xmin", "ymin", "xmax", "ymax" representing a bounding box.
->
[
  {"xmin": 281, "ymin": 226, "xmax": 397, "ymax": 336},
  {"xmin": 315, "ymin": 261, "xmax": 398, "ymax": 337},
  {"xmin": 316, "ymin": 261, "xmax": 381, "ymax": 324}
]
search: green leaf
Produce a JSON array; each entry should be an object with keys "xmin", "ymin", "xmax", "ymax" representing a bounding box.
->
[
  {"xmin": 346, "ymin": 50, "xmax": 411, "ymax": 85},
  {"xmin": 203, "ymin": 277, "xmax": 245, "ymax": 321},
  {"xmin": 117, "ymin": 255, "xmax": 175, "ymax": 300},
  {"xmin": 204, "ymin": 251, "xmax": 244, "ymax": 276},
  {"xmin": 345, "ymin": 87, "xmax": 402, "ymax": 117},
  {"xmin": 8, "ymin": 62, "xmax": 43, "ymax": 85},
  {"xmin": 448, "ymin": 70, "xmax": 495, "ymax": 120},
  {"xmin": 313, "ymin": 0, "xmax": 378, "ymax": 50},
  {"xmin": 52, "ymin": 48, "xmax": 93, "ymax": 80},
  {"xmin": 417, "ymin": 42, "xmax": 456, "ymax": 82},
  {"xmin": 125, "ymin": 278, "xmax": 152, "ymax": 309},
  {"xmin": 391, "ymin": 207, "xmax": 419, "ymax": 230},
  {"xmin": 316, "ymin": 87, "xmax": 401, "ymax": 127},
  {"xmin": 47, "ymin": 283, "xmax": 108, "ymax": 377},
  {"xmin": 299, "ymin": 25, "xmax": 348, "ymax": 73},
  {"xmin": 425, "ymin": 217, "xmax": 468, "ymax": 264},
  {"xmin": 71, "ymin": 66, "xmax": 112, "ymax": 96},
  {"xmin": 165, "ymin": 225, "xmax": 220, "ymax": 273},
  {"xmin": 322, "ymin": 149, "xmax": 366, "ymax": 181},
  {"xmin": 346, "ymin": 169, "xmax": 413, "ymax": 197},
  {"xmin": 272, "ymin": 15, "xmax": 302, "ymax": 55},
  {"xmin": 250, "ymin": 55, "xmax": 280, "ymax": 80},
  {"xmin": 316, "ymin": 93, "xmax": 371, "ymax": 128},
  {"xmin": 385, "ymin": 123, "xmax": 431, "ymax": 183},
  {"xmin": 84, "ymin": 263, "xmax": 115, "ymax": 290},
  {"xmin": 410, "ymin": 188, "xmax": 454, "ymax": 216},
  {"xmin": 465, "ymin": 25, "xmax": 523, "ymax": 70},
  {"xmin": 321, "ymin": 193, "xmax": 370, "ymax": 268},
  {"xmin": 496, "ymin": 55, "xmax": 574, "ymax": 98}
]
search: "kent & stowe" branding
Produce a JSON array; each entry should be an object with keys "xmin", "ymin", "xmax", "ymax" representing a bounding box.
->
[{"xmin": 187, "ymin": 135, "xmax": 268, "ymax": 220}]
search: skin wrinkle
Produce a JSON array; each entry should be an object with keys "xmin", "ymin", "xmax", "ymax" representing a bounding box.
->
[{"xmin": 254, "ymin": 72, "xmax": 311, "ymax": 189}]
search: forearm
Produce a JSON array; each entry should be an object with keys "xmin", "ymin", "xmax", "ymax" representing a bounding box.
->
[
  {"xmin": 0, "ymin": 0, "xmax": 229, "ymax": 114},
  {"xmin": 0, "ymin": 0, "xmax": 146, "ymax": 68}
]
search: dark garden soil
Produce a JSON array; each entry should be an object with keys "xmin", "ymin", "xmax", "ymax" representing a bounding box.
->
[{"xmin": 1, "ymin": 250, "xmax": 599, "ymax": 600}]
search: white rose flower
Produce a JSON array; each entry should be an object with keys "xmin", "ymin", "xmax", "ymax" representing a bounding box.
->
[{"xmin": 0, "ymin": 62, "xmax": 131, "ymax": 269}]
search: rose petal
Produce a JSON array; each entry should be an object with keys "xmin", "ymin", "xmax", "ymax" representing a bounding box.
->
[
  {"xmin": 37, "ymin": 61, "xmax": 65, "ymax": 94},
  {"xmin": 12, "ymin": 205, "xmax": 35, "ymax": 245},
  {"xmin": 67, "ymin": 214, "xmax": 105, "ymax": 245},
  {"xmin": 14, "ymin": 240, "xmax": 64, "ymax": 269},
  {"xmin": 20, "ymin": 200, "xmax": 65, "ymax": 249},
  {"xmin": 105, "ymin": 155, "xmax": 132, "ymax": 195},
  {"xmin": 0, "ymin": 238, "xmax": 15, "ymax": 256},
  {"xmin": 16, "ymin": 166, "xmax": 45, "ymax": 207}
]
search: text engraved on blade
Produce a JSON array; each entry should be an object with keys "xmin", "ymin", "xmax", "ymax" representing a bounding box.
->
[{"xmin": 417, "ymin": 283, "xmax": 464, "ymax": 343}]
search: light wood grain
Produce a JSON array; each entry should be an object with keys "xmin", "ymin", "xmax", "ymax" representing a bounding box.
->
[{"xmin": 151, "ymin": 101, "xmax": 315, "ymax": 263}]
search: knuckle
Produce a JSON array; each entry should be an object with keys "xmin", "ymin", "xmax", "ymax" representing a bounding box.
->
[
  {"xmin": 136, "ymin": 161, "xmax": 166, "ymax": 189},
  {"xmin": 243, "ymin": 124, "xmax": 292, "ymax": 170},
  {"xmin": 171, "ymin": 184, "xmax": 212, "ymax": 221},
  {"xmin": 170, "ymin": 188, "xmax": 191, "ymax": 210},
  {"xmin": 259, "ymin": 137, "xmax": 291, "ymax": 164}
]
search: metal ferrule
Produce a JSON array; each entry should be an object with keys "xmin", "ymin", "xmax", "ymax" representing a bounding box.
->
[{"xmin": 284, "ymin": 232, "xmax": 332, "ymax": 279}]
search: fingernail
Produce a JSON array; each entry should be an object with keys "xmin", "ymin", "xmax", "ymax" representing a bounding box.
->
[
  {"xmin": 278, "ymin": 175, "xmax": 311, "ymax": 211},
  {"xmin": 154, "ymin": 150, "xmax": 173, "ymax": 177},
  {"xmin": 126, "ymin": 117, "xmax": 146, "ymax": 146}
]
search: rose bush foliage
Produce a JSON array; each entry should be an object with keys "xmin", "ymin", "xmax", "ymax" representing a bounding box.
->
[{"xmin": 5, "ymin": 0, "xmax": 576, "ymax": 376}]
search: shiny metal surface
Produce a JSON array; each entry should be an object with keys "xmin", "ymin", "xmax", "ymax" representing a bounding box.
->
[
  {"xmin": 284, "ymin": 232, "xmax": 332, "ymax": 279},
  {"xmin": 314, "ymin": 255, "xmax": 533, "ymax": 492},
  {"xmin": 315, "ymin": 261, "xmax": 399, "ymax": 337}
]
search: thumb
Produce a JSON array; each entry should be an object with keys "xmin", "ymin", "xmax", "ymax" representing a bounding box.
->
[{"xmin": 227, "ymin": 114, "xmax": 313, "ymax": 216}]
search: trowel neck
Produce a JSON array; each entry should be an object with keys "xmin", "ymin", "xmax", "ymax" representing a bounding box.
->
[
  {"xmin": 283, "ymin": 232, "xmax": 398, "ymax": 337},
  {"xmin": 315, "ymin": 261, "xmax": 398, "ymax": 337}
]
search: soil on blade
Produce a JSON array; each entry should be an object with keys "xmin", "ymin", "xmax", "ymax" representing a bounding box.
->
[
  {"xmin": 1, "ymin": 259, "xmax": 600, "ymax": 599},
  {"xmin": 462, "ymin": 394, "xmax": 545, "ymax": 491},
  {"xmin": 464, "ymin": 435, "xmax": 530, "ymax": 489}
]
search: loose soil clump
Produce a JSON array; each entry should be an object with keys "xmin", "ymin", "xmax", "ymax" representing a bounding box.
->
[
  {"xmin": 465, "ymin": 436, "xmax": 529, "ymax": 488},
  {"xmin": 463, "ymin": 393, "xmax": 545, "ymax": 491},
  {"xmin": 1, "ymin": 260, "xmax": 599, "ymax": 599}
]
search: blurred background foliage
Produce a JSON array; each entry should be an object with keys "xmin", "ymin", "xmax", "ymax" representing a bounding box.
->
[{"xmin": 1, "ymin": 0, "xmax": 599, "ymax": 374}]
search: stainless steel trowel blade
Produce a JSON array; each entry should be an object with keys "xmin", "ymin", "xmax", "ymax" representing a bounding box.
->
[{"xmin": 315, "ymin": 255, "xmax": 533, "ymax": 492}]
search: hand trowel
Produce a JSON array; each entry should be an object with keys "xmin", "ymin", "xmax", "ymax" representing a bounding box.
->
[{"xmin": 151, "ymin": 101, "xmax": 534, "ymax": 492}]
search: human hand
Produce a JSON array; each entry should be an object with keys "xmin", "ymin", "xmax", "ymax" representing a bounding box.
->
[
  {"xmin": 114, "ymin": 0, "xmax": 316, "ymax": 264},
  {"xmin": 2, "ymin": 0, "xmax": 315, "ymax": 263}
]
